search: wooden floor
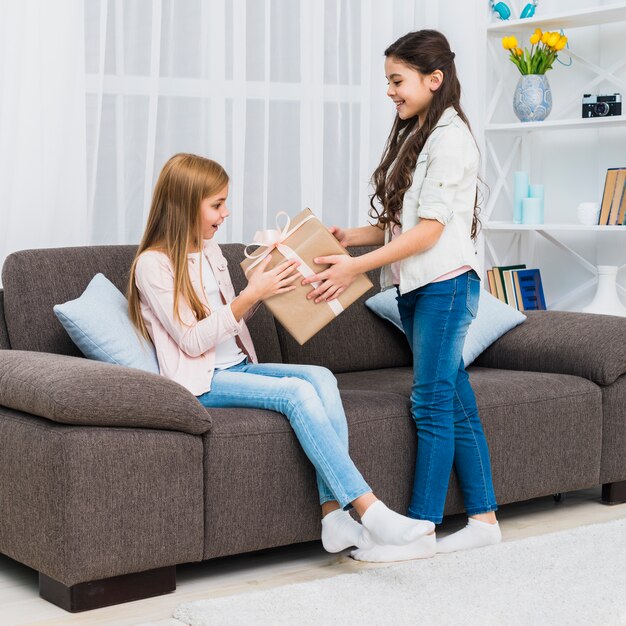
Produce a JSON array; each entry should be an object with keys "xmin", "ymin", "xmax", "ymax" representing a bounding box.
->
[{"xmin": 2, "ymin": 486, "xmax": 626, "ymax": 626}]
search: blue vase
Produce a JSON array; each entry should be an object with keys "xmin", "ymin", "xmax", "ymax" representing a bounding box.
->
[{"xmin": 513, "ymin": 74, "xmax": 552, "ymax": 122}]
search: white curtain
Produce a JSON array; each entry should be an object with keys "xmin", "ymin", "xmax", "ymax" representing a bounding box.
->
[
  {"xmin": 83, "ymin": 0, "xmax": 485, "ymax": 247},
  {"xmin": 1, "ymin": 0, "xmax": 484, "ymax": 279},
  {"xmin": 0, "ymin": 0, "xmax": 88, "ymax": 277}
]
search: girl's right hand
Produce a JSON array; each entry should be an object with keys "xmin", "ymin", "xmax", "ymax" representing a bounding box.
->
[
  {"xmin": 244, "ymin": 256, "xmax": 301, "ymax": 302},
  {"xmin": 328, "ymin": 226, "xmax": 349, "ymax": 247}
]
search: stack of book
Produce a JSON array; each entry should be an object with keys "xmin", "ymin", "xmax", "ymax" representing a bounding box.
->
[
  {"xmin": 598, "ymin": 167, "xmax": 626, "ymax": 225},
  {"xmin": 486, "ymin": 265, "xmax": 547, "ymax": 311}
]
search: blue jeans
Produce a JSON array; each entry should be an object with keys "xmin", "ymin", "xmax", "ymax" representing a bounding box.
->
[
  {"xmin": 397, "ymin": 270, "xmax": 498, "ymax": 524},
  {"xmin": 197, "ymin": 361, "xmax": 371, "ymax": 509}
]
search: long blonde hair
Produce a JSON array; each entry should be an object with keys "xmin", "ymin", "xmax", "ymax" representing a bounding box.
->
[{"xmin": 128, "ymin": 153, "xmax": 229, "ymax": 340}]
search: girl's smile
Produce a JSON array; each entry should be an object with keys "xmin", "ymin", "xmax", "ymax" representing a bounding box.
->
[
  {"xmin": 200, "ymin": 184, "xmax": 230, "ymax": 239},
  {"xmin": 385, "ymin": 56, "xmax": 441, "ymax": 124}
]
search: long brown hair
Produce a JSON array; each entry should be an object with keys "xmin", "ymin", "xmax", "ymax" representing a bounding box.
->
[
  {"xmin": 370, "ymin": 30, "xmax": 482, "ymax": 240},
  {"xmin": 128, "ymin": 153, "xmax": 229, "ymax": 340}
]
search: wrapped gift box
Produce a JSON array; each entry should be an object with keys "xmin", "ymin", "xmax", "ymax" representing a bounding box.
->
[{"xmin": 240, "ymin": 208, "xmax": 373, "ymax": 345}]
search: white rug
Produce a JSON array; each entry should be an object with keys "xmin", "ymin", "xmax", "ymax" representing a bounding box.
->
[{"xmin": 174, "ymin": 518, "xmax": 626, "ymax": 626}]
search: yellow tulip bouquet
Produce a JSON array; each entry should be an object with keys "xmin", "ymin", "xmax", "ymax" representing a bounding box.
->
[{"xmin": 502, "ymin": 29, "xmax": 567, "ymax": 75}]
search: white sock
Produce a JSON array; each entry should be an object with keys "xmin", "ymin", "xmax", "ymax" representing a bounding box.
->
[
  {"xmin": 321, "ymin": 509, "xmax": 369, "ymax": 553},
  {"xmin": 436, "ymin": 517, "xmax": 501, "ymax": 554},
  {"xmin": 350, "ymin": 532, "xmax": 436, "ymax": 563},
  {"xmin": 360, "ymin": 501, "xmax": 435, "ymax": 546}
]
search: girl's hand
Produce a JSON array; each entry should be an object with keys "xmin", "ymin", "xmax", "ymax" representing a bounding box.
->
[
  {"xmin": 301, "ymin": 255, "xmax": 359, "ymax": 303},
  {"xmin": 328, "ymin": 225, "xmax": 349, "ymax": 247},
  {"xmin": 244, "ymin": 256, "xmax": 301, "ymax": 302}
]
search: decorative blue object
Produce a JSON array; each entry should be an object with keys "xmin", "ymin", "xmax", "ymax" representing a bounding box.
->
[
  {"xmin": 529, "ymin": 183, "xmax": 545, "ymax": 215},
  {"xmin": 365, "ymin": 286, "xmax": 526, "ymax": 366},
  {"xmin": 513, "ymin": 74, "xmax": 552, "ymax": 122},
  {"xmin": 514, "ymin": 171, "xmax": 529, "ymax": 224},
  {"xmin": 491, "ymin": 1, "xmax": 511, "ymax": 19},
  {"xmin": 53, "ymin": 273, "xmax": 160, "ymax": 373},
  {"xmin": 490, "ymin": 0, "xmax": 537, "ymax": 20},
  {"xmin": 522, "ymin": 197, "xmax": 543, "ymax": 224}
]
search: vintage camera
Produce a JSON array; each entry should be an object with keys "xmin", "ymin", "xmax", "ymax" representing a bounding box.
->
[{"xmin": 582, "ymin": 93, "xmax": 622, "ymax": 118}]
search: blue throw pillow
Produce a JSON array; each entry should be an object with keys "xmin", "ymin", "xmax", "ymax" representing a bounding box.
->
[
  {"xmin": 54, "ymin": 273, "xmax": 160, "ymax": 373},
  {"xmin": 365, "ymin": 286, "xmax": 526, "ymax": 366}
]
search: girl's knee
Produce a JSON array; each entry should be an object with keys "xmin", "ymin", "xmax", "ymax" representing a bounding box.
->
[
  {"xmin": 307, "ymin": 365, "xmax": 338, "ymax": 389},
  {"xmin": 286, "ymin": 378, "xmax": 319, "ymax": 406}
]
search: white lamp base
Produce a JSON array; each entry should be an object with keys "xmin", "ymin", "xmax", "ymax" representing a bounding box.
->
[{"xmin": 582, "ymin": 265, "xmax": 626, "ymax": 317}]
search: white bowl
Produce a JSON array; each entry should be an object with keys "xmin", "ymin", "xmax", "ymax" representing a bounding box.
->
[{"xmin": 577, "ymin": 202, "xmax": 600, "ymax": 225}]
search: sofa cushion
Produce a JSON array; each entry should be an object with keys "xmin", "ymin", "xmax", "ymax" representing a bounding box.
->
[
  {"xmin": 53, "ymin": 273, "xmax": 159, "ymax": 373},
  {"xmin": 364, "ymin": 285, "xmax": 526, "ymax": 366},
  {"xmin": 272, "ymin": 247, "xmax": 413, "ymax": 373},
  {"xmin": 1, "ymin": 244, "xmax": 283, "ymax": 364}
]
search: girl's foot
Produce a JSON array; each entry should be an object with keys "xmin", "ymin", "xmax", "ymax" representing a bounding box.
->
[
  {"xmin": 360, "ymin": 501, "xmax": 435, "ymax": 546},
  {"xmin": 321, "ymin": 509, "xmax": 369, "ymax": 553},
  {"xmin": 350, "ymin": 531, "xmax": 436, "ymax": 563},
  {"xmin": 436, "ymin": 517, "xmax": 501, "ymax": 554}
]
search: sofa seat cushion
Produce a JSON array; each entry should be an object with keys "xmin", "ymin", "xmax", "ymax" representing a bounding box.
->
[
  {"xmin": 201, "ymin": 389, "xmax": 416, "ymax": 560},
  {"xmin": 336, "ymin": 365, "xmax": 599, "ymax": 407},
  {"xmin": 336, "ymin": 366, "xmax": 603, "ymax": 511}
]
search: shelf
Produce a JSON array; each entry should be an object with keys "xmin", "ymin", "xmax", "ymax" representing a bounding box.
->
[
  {"xmin": 485, "ymin": 115, "xmax": 626, "ymax": 133},
  {"xmin": 484, "ymin": 4, "xmax": 626, "ymax": 312},
  {"xmin": 484, "ymin": 222, "xmax": 626, "ymax": 231},
  {"xmin": 486, "ymin": 3, "xmax": 626, "ymax": 34}
]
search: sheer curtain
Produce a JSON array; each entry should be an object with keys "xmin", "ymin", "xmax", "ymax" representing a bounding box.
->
[
  {"xmin": 84, "ymin": 0, "xmax": 484, "ymax": 247},
  {"xmin": 0, "ymin": 0, "xmax": 88, "ymax": 276},
  {"xmin": 0, "ymin": 0, "xmax": 484, "ymax": 277}
]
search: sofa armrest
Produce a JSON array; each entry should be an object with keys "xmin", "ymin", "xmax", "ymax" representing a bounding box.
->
[
  {"xmin": 0, "ymin": 350, "xmax": 211, "ymax": 434},
  {"xmin": 473, "ymin": 310, "xmax": 626, "ymax": 386}
]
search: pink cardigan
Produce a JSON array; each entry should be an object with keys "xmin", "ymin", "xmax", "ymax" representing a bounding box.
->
[{"xmin": 134, "ymin": 240, "xmax": 258, "ymax": 396}]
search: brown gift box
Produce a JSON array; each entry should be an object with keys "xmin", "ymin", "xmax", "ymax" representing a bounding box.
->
[{"xmin": 240, "ymin": 208, "xmax": 373, "ymax": 345}]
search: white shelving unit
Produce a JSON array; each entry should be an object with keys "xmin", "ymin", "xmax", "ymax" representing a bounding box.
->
[{"xmin": 483, "ymin": 2, "xmax": 626, "ymax": 313}]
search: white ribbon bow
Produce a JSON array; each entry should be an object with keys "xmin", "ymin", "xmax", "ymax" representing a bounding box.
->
[{"xmin": 244, "ymin": 211, "xmax": 344, "ymax": 316}]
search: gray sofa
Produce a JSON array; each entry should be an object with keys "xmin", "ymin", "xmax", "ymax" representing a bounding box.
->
[{"xmin": 1, "ymin": 244, "xmax": 625, "ymax": 612}]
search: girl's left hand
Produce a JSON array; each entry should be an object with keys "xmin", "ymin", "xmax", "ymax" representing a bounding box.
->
[{"xmin": 301, "ymin": 255, "xmax": 359, "ymax": 303}]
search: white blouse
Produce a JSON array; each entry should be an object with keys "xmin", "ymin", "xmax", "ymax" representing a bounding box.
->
[{"xmin": 380, "ymin": 106, "xmax": 482, "ymax": 295}]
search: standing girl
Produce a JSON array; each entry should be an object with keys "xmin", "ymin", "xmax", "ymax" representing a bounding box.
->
[
  {"xmin": 127, "ymin": 153, "xmax": 435, "ymax": 559},
  {"xmin": 303, "ymin": 30, "xmax": 500, "ymax": 561}
]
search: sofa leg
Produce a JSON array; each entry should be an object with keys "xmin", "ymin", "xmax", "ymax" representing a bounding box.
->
[
  {"xmin": 601, "ymin": 481, "xmax": 626, "ymax": 505},
  {"xmin": 39, "ymin": 566, "xmax": 176, "ymax": 612}
]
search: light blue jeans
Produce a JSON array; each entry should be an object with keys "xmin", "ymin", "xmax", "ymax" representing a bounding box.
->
[{"xmin": 197, "ymin": 360, "xmax": 371, "ymax": 509}]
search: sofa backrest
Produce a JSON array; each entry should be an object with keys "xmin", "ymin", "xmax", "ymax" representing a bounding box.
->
[
  {"xmin": 1, "ymin": 244, "xmax": 283, "ymax": 363},
  {"xmin": 269, "ymin": 246, "xmax": 412, "ymax": 373}
]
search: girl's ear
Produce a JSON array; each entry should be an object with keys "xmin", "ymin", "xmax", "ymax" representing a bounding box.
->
[{"xmin": 429, "ymin": 70, "xmax": 444, "ymax": 92}]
